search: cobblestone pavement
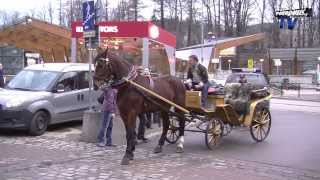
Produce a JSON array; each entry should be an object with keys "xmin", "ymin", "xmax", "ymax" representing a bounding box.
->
[{"xmin": 1, "ymin": 134, "xmax": 320, "ymax": 180}]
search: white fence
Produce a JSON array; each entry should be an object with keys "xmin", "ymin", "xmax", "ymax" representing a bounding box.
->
[{"xmin": 269, "ymin": 75, "xmax": 313, "ymax": 84}]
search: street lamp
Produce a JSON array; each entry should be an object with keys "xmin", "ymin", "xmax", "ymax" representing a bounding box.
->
[
  {"xmin": 228, "ymin": 59, "xmax": 232, "ymax": 71},
  {"xmin": 259, "ymin": 59, "xmax": 264, "ymax": 72},
  {"xmin": 274, "ymin": 59, "xmax": 282, "ymax": 75}
]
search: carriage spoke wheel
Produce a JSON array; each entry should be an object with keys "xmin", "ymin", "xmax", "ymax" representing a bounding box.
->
[
  {"xmin": 250, "ymin": 109, "xmax": 271, "ymax": 142},
  {"xmin": 165, "ymin": 118, "xmax": 179, "ymax": 144},
  {"xmin": 205, "ymin": 119, "xmax": 223, "ymax": 150}
]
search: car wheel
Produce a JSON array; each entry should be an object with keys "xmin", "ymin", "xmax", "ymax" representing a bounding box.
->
[{"xmin": 29, "ymin": 111, "xmax": 49, "ymax": 136}]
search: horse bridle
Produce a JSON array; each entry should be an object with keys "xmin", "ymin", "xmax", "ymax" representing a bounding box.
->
[{"xmin": 96, "ymin": 57, "xmax": 138, "ymax": 89}]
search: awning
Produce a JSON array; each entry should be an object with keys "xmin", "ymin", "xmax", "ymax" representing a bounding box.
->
[{"xmin": 176, "ymin": 33, "xmax": 265, "ymax": 68}]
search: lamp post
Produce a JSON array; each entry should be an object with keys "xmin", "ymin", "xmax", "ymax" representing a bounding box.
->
[
  {"xmin": 228, "ymin": 59, "xmax": 232, "ymax": 71},
  {"xmin": 211, "ymin": 58, "xmax": 220, "ymax": 78},
  {"xmin": 317, "ymin": 57, "xmax": 320, "ymax": 84},
  {"xmin": 260, "ymin": 58, "xmax": 264, "ymax": 72}
]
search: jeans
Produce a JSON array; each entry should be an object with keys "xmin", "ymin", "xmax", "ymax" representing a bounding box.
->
[
  {"xmin": 138, "ymin": 114, "xmax": 147, "ymax": 139},
  {"xmin": 145, "ymin": 112, "xmax": 152, "ymax": 128},
  {"xmin": 98, "ymin": 111, "xmax": 113, "ymax": 145},
  {"xmin": 201, "ymin": 82, "xmax": 210, "ymax": 106}
]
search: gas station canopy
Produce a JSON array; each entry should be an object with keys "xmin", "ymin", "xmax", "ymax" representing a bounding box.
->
[
  {"xmin": 71, "ymin": 21, "xmax": 176, "ymax": 48},
  {"xmin": 71, "ymin": 21, "xmax": 177, "ymax": 75}
]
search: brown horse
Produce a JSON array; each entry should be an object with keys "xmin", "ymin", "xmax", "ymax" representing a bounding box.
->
[{"xmin": 93, "ymin": 49, "xmax": 187, "ymax": 165}]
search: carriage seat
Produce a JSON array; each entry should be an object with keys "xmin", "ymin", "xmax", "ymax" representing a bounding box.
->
[{"xmin": 224, "ymin": 83, "xmax": 252, "ymax": 115}]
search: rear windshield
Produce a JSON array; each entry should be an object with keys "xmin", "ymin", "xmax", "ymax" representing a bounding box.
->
[{"xmin": 226, "ymin": 73, "xmax": 268, "ymax": 86}]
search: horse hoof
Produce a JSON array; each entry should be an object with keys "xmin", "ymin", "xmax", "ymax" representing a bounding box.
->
[
  {"xmin": 129, "ymin": 154, "xmax": 134, "ymax": 160},
  {"xmin": 176, "ymin": 147, "xmax": 184, "ymax": 153},
  {"xmin": 121, "ymin": 157, "xmax": 130, "ymax": 165},
  {"xmin": 153, "ymin": 145, "xmax": 162, "ymax": 153}
]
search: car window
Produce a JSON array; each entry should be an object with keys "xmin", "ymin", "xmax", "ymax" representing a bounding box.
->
[
  {"xmin": 56, "ymin": 72, "xmax": 78, "ymax": 92},
  {"xmin": 226, "ymin": 74, "xmax": 268, "ymax": 86},
  {"xmin": 7, "ymin": 70, "xmax": 59, "ymax": 91},
  {"xmin": 78, "ymin": 71, "xmax": 89, "ymax": 89}
]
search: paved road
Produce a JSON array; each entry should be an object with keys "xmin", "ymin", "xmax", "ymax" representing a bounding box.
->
[
  {"xmin": 174, "ymin": 98, "xmax": 320, "ymax": 172},
  {"xmin": 0, "ymin": 99, "xmax": 319, "ymax": 180}
]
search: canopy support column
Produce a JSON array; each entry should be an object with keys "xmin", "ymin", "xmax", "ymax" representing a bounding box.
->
[
  {"xmin": 71, "ymin": 37, "xmax": 77, "ymax": 62},
  {"xmin": 164, "ymin": 45, "xmax": 176, "ymax": 76},
  {"xmin": 142, "ymin": 38, "xmax": 149, "ymax": 68}
]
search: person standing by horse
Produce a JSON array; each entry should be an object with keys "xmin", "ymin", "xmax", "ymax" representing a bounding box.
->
[
  {"xmin": 97, "ymin": 87, "xmax": 117, "ymax": 147},
  {"xmin": 137, "ymin": 113, "xmax": 149, "ymax": 143},
  {"xmin": 93, "ymin": 49, "xmax": 187, "ymax": 165},
  {"xmin": 186, "ymin": 55, "xmax": 210, "ymax": 108},
  {"xmin": 0, "ymin": 63, "xmax": 5, "ymax": 88}
]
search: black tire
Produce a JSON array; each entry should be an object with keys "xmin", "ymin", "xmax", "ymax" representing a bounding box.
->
[
  {"xmin": 250, "ymin": 108, "xmax": 271, "ymax": 142},
  {"xmin": 205, "ymin": 119, "xmax": 223, "ymax": 150},
  {"xmin": 29, "ymin": 111, "xmax": 49, "ymax": 136},
  {"xmin": 165, "ymin": 117, "xmax": 179, "ymax": 144}
]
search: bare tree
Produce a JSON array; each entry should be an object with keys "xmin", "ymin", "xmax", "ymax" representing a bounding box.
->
[
  {"xmin": 48, "ymin": 2, "xmax": 54, "ymax": 23},
  {"xmin": 37, "ymin": 5, "xmax": 48, "ymax": 21},
  {"xmin": 28, "ymin": 9, "xmax": 37, "ymax": 18},
  {"xmin": 0, "ymin": 11, "xmax": 9, "ymax": 25},
  {"xmin": 105, "ymin": 0, "xmax": 109, "ymax": 21},
  {"xmin": 269, "ymin": 0, "xmax": 284, "ymax": 48},
  {"xmin": 203, "ymin": 0, "xmax": 213, "ymax": 35},
  {"xmin": 58, "ymin": 0, "xmax": 63, "ymax": 26},
  {"xmin": 187, "ymin": 0, "xmax": 193, "ymax": 46}
]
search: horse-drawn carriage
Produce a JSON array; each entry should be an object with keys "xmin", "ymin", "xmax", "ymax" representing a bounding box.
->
[
  {"xmin": 93, "ymin": 49, "xmax": 272, "ymax": 165},
  {"xmin": 166, "ymin": 76, "xmax": 272, "ymax": 149}
]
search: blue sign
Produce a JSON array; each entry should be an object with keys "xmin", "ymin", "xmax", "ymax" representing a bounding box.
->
[
  {"xmin": 279, "ymin": 17, "xmax": 298, "ymax": 30},
  {"xmin": 82, "ymin": 1, "xmax": 95, "ymax": 32}
]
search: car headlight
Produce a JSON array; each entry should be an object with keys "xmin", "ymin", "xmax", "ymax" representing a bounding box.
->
[{"xmin": 6, "ymin": 99, "xmax": 24, "ymax": 108}]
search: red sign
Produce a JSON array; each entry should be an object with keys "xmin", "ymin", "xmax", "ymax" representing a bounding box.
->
[{"xmin": 71, "ymin": 21, "xmax": 176, "ymax": 48}]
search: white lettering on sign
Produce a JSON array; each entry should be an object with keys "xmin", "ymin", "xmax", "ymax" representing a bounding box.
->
[
  {"xmin": 76, "ymin": 26, "xmax": 83, "ymax": 33},
  {"xmin": 99, "ymin": 26, "xmax": 119, "ymax": 33}
]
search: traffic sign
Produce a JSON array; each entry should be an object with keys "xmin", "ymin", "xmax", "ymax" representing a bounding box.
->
[
  {"xmin": 83, "ymin": 31, "xmax": 96, "ymax": 38},
  {"xmin": 82, "ymin": 1, "xmax": 95, "ymax": 32},
  {"xmin": 248, "ymin": 58, "xmax": 254, "ymax": 69}
]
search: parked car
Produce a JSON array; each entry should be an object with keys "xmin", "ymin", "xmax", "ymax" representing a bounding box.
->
[
  {"xmin": 225, "ymin": 71, "xmax": 270, "ymax": 89},
  {"xmin": 0, "ymin": 63, "xmax": 101, "ymax": 135},
  {"xmin": 225, "ymin": 70, "xmax": 270, "ymax": 100}
]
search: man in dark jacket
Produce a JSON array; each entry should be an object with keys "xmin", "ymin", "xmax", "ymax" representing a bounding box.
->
[
  {"xmin": 186, "ymin": 55, "xmax": 210, "ymax": 108},
  {"xmin": 0, "ymin": 63, "xmax": 4, "ymax": 88}
]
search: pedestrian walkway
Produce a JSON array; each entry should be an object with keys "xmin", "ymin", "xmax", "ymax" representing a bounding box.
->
[
  {"xmin": 272, "ymin": 88, "xmax": 320, "ymax": 102},
  {"xmin": 271, "ymin": 98, "xmax": 320, "ymax": 114}
]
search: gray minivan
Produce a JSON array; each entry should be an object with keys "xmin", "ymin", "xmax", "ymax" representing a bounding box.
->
[{"xmin": 0, "ymin": 63, "xmax": 100, "ymax": 135}]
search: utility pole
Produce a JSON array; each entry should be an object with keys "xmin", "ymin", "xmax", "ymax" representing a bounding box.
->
[
  {"xmin": 160, "ymin": 0, "xmax": 165, "ymax": 28},
  {"xmin": 134, "ymin": 0, "xmax": 138, "ymax": 21}
]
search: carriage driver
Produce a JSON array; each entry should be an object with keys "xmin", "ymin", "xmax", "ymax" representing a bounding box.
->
[{"xmin": 186, "ymin": 55, "xmax": 211, "ymax": 108}]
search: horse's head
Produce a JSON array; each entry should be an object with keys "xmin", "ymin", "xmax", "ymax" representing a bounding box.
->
[{"xmin": 93, "ymin": 48, "xmax": 131, "ymax": 90}]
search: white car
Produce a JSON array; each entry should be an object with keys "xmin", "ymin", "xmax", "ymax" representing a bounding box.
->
[{"xmin": 0, "ymin": 63, "xmax": 101, "ymax": 135}]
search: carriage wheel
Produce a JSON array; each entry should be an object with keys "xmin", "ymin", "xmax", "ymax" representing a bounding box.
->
[
  {"xmin": 205, "ymin": 119, "xmax": 223, "ymax": 150},
  {"xmin": 165, "ymin": 117, "xmax": 179, "ymax": 144},
  {"xmin": 250, "ymin": 108, "xmax": 271, "ymax": 142}
]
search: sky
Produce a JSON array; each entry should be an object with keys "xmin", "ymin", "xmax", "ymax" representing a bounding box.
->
[
  {"xmin": 0, "ymin": 0, "xmax": 309, "ymax": 25},
  {"xmin": 0, "ymin": 0, "xmax": 155, "ymax": 21}
]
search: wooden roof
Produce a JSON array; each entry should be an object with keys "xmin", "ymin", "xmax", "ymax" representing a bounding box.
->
[{"xmin": 0, "ymin": 17, "xmax": 71, "ymax": 62}]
